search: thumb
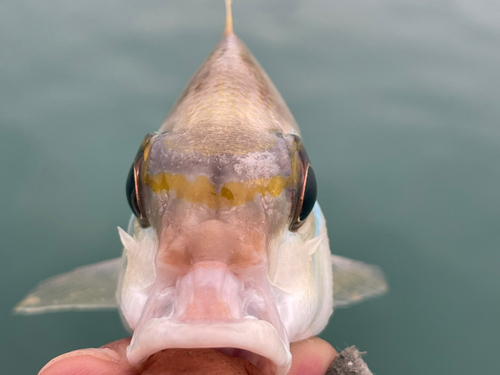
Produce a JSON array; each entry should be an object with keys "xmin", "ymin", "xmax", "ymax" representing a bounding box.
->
[
  {"xmin": 39, "ymin": 339, "xmax": 134, "ymax": 375},
  {"xmin": 288, "ymin": 337, "xmax": 337, "ymax": 375}
]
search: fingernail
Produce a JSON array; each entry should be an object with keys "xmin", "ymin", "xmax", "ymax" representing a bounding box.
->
[{"xmin": 38, "ymin": 348, "xmax": 120, "ymax": 375}]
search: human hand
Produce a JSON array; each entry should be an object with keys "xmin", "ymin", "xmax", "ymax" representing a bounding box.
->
[{"xmin": 38, "ymin": 336, "xmax": 337, "ymax": 375}]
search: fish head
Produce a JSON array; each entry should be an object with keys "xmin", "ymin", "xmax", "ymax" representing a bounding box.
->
[{"xmin": 118, "ymin": 32, "xmax": 333, "ymax": 375}]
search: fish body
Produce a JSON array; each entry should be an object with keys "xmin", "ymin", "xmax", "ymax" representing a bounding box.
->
[{"xmin": 16, "ymin": 5, "xmax": 387, "ymax": 375}]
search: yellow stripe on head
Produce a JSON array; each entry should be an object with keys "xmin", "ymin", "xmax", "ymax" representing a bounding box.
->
[{"xmin": 144, "ymin": 172, "xmax": 291, "ymax": 209}]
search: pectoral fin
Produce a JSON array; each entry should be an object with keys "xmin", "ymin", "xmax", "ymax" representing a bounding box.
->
[
  {"xmin": 332, "ymin": 255, "xmax": 388, "ymax": 308},
  {"xmin": 14, "ymin": 258, "xmax": 121, "ymax": 315}
]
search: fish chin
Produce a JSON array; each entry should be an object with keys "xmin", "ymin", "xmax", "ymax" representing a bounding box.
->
[
  {"xmin": 127, "ymin": 319, "xmax": 291, "ymax": 375},
  {"xmin": 119, "ymin": 240, "xmax": 293, "ymax": 374}
]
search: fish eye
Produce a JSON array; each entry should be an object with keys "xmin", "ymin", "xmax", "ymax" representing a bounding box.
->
[
  {"xmin": 126, "ymin": 163, "xmax": 142, "ymax": 219},
  {"xmin": 290, "ymin": 163, "xmax": 317, "ymax": 231},
  {"xmin": 288, "ymin": 135, "xmax": 317, "ymax": 231},
  {"xmin": 125, "ymin": 133, "xmax": 157, "ymax": 228},
  {"xmin": 125, "ymin": 159, "xmax": 149, "ymax": 227},
  {"xmin": 299, "ymin": 165, "xmax": 317, "ymax": 222}
]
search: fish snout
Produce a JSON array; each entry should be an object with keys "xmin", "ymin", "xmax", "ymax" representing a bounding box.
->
[{"xmin": 157, "ymin": 218, "xmax": 267, "ymax": 267}]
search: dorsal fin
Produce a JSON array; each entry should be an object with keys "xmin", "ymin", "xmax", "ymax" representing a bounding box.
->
[{"xmin": 225, "ymin": 0, "xmax": 233, "ymax": 36}]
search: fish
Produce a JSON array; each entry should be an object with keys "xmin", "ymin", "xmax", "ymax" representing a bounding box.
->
[{"xmin": 15, "ymin": 2, "xmax": 388, "ymax": 374}]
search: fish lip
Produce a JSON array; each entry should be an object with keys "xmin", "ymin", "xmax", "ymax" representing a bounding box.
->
[{"xmin": 126, "ymin": 318, "xmax": 292, "ymax": 375}]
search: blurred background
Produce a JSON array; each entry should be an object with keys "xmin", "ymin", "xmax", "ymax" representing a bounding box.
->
[{"xmin": 1, "ymin": 0, "xmax": 500, "ymax": 374}]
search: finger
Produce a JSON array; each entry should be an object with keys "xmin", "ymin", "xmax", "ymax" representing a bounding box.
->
[
  {"xmin": 288, "ymin": 337, "xmax": 337, "ymax": 375},
  {"xmin": 38, "ymin": 339, "xmax": 135, "ymax": 375},
  {"xmin": 38, "ymin": 337, "xmax": 334, "ymax": 375},
  {"xmin": 101, "ymin": 338, "xmax": 132, "ymax": 362},
  {"xmin": 99, "ymin": 338, "xmax": 263, "ymax": 375},
  {"xmin": 38, "ymin": 338, "xmax": 262, "ymax": 375}
]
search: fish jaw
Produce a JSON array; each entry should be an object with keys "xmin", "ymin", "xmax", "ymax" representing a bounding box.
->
[
  {"xmin": 127, "ymin": 320, "xmax": 290, "ymax": 375},
  {"xmin": 123, "ymin": 262, "xmax": 292, "ymax": 374},
  {"xmin": 118, "ymin": 225, "xmax": 292, "ymax": 374},
  {"xmin": 117, "ymin": 204, "xmax": 333, "ymax": 375}
]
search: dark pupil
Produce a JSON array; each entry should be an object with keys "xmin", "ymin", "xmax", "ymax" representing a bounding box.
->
[
  {"xmin": 299, "ymin": 166, "xmax": 317, "ymax": 222},
  {"xmin": 126, "ymin": 164, "xmax": 141, "ymax": 218}
]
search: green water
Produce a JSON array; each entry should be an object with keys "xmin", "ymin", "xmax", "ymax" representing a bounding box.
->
[{"xmin": 1, "ymin": 1, "xmax": 499, "ymax": 374}]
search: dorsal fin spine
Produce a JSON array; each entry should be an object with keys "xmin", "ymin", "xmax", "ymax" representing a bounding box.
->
[{"xmin": 225, "ymin": 0, "xmax": 234, "ymax": 36}]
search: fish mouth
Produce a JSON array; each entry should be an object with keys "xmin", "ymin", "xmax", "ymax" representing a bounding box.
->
[
  {"xmin": 127, "ymin": 319, "xmax": 291, "ymax": 375},
  {"xmin": 123, "ymin": 262, "xmax": 292, "ymax": 374}
]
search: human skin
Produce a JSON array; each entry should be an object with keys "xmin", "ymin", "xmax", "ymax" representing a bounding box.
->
[{"xmin": 38, "ymin": 337, "xmax": 337, "ymax": 375}]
